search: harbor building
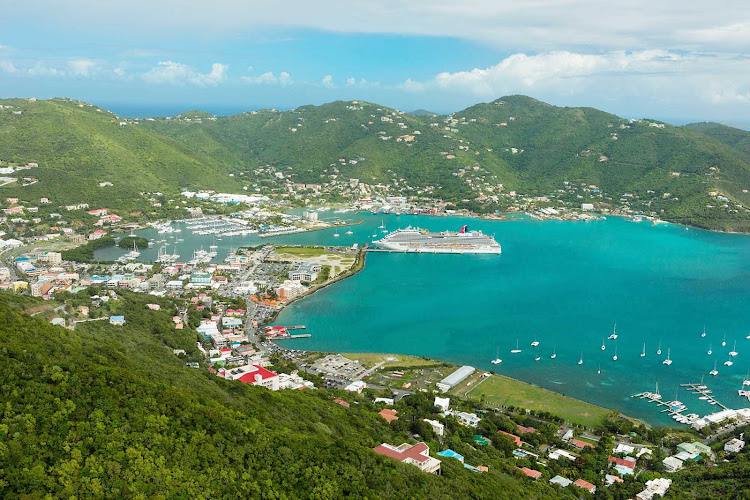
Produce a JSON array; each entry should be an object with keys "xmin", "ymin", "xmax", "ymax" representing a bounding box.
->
[{"xmin": 436, "ymin": 365, "xmax": 476, "ymax": 392}]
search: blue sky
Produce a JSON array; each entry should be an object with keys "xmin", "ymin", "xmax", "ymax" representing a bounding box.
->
[{"xmin": 1, "ymin": 1, "xmax": 749, "ymax": 127}]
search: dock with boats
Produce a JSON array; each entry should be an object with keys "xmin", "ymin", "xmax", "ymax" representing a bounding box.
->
[{"xmin": 681, "ymin": 382, "xmax": 729, "ymax": 410}]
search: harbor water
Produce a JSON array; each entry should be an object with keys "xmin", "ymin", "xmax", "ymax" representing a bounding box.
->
[{"xmin": 98, "ymin": 211, "xmax": 750, "ymax": 425}]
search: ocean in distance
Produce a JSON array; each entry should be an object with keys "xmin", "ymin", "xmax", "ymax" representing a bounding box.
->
[{"xmin": 98, "ymin": 212, "xmax": 750, "ymax": 426}]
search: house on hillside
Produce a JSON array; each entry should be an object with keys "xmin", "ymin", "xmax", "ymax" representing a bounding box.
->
[{"xmin": 373, "ymin": 442, "xmax": 441, "ymax": 474}]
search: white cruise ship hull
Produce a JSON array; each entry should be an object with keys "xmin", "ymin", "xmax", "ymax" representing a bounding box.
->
[{"xmin": 373, "ymin": 226, "xmax": 501, "ymax": 254}]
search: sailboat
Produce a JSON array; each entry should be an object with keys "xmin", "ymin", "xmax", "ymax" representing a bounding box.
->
[
  {"xmin": 746, "ymin": 332, "xmax": 750, "ymax": 340},
  {"xmin": 653, "ymin": 382, "xmax": 662, "ymax": 399},
  {"xmin": 708, "ymin": 343, "xmax": 713, "ymax": 356},
  {"xmin": 701, "ymin": 325, "xmax": 706, "ymax": 338},
  {"xmin": 345, "ymin": 230, "xmax": 353, "ymax": 235},
  {"xmin": 722, "ymin": 334, "xmax": 727, "ymax": 347},
  {"xmin": 640, "ymin": 342, "xmax": 646, "ymax": 357},
  {"xmin": 597, "ymin": 364, "xmax": 601, "ymax": 375},
  {"xmin": 601, "ymin": 337, "xmax": 606, "ymax": 351},
  {"xmin": 612, "ymin": 345, "xmax": 618, "ymax": 361},
  {"xmin": 657, "ymin": 340, "xmax": 662, "ymax": 356},
  {"xmin": 578, "ymin": 353, "xmax": 583, "ymax": 365},
  {"xmin": 729, "ymin": 341, "xmax": 738, "ymax": 357},
  {"xmin": 333, "ymin": 233, "xmax": 340, "ymax": 237},
  {"xmin": 491, "ymin": 347, "xmax": 502, "ymax": 365},
  {"xmin": 511, "ymin": 339, "xmax": 522, "ymax": 354},
  {"xmin": 534, "ymin": 349, "xmax": 541, "ymax": 362},
  {"xmin": 710, "ymin": 360, "xmax": 719, "ymax": 376},
  {"xmin": 663, "ymin": 348, "xmax": 672, "ymax": 365},
  {"xmin": 550, "ymin": 346, "xmax": 557, "ymax": 359},
  {"xmin": 608, "ymin": 323, "xmax": 618, "ymax": 340},
  {"xmin": 724, "ymin": 356, "xmax": 734, "ymax": 367},
  {"xmin": 743, "ymin": 370, "xmax": 750, "ymax": 387},
  {"xmin": 531, "ymin": 336, "xmax": 539, "ymax": 347},
  {"xmin": 378, "ymin": 219, "xmax": 385, "ymax": 229}
]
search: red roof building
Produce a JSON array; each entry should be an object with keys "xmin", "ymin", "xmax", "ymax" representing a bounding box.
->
[
  {"xmin": 518, "ymin": 467, "xmax": 542, "ymax": 479},
  {"xmin": 517, "ymin": 425, "xmax": 537, "ymax": 434},
  {"xmin": 379, "ymin": 409, "xmax": 399, "ymax": 423},
  {"xmin": 569, "ymin": 438, "xmax": 595, "ymax": 450},
  {"xmin": 373, "ymin": 442, "xmax": 441, "ymax": 474},
  {"xmin": 333, "ymin": 398, "xmax": 350, "ymax": 408},
  {"xmin": 573, "ymin": 479, "xmax": 596, "ymax": 493},
  {"xmin": 497, "ymin": 430, "xmax": 522, "ymax": 447},
  {"xmin": 608, "ymin": 456, "xmax": 636, "ymax": 470},
  {"xmin": 219, "ymin": 364, "xmax": 279, "ymax": 391}
]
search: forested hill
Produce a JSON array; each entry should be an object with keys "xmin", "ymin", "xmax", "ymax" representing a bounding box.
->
[
  {"xmin": 684, "ymin": 122, "xmax": 750, "ymax": 156},
  {"xmin": 0, "ymin": 291, "xmax": 570, "ymax": 499},
  {"xmin": 1, "ymin": 96, "xmax": 749, "ymax": 229}
]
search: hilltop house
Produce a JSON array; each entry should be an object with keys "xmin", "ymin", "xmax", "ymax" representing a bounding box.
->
[{"xmin": 373, "ymin": 442, "xmax": 441, "ymax": 474}]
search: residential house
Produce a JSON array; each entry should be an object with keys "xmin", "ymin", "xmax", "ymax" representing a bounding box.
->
[
  {"xmin": 456, "ymin": 411, "xmax": 481, "ymax": 427},
  {"xmin": 573, "ymin": 479, "xmax": 596, "ymax": 494},
  {"xmin": 219, "ymin": 364, "xmax": 279, "ymax": 391},
  {"xmin": 518, "ymin": 467, "xmax": 541, "ymax": 480},
  {"xmin": 109, "ymin": 316, "xmax": 126, "ymax": 326},
  {"xmin": 662, "ymin": 456, "xmax": 683, "ymax": 472},
  {"xmin": 725, "ymin": 438, "xmax": 745, "ymax": 453},
  {"xmin": 569, "ymin": 438, "xmax": 595, "ymax": 450},
  {"xmin": 373, "ymin": 442, "xmax": 441, "ymax": 474},
  {"xmin": 636, "ymin": 478, "xmax": 672, "ymax": 500},
  {"xmin": 497, "ymin": 430, "xmax": 522, "ymax": 447},
  {"xmin": 379, "ymin": 409, "xmax": 399, "ymax": 423},
  {"xmin": 549, "ymin": 476, "xmax": 572, "ymax": 488},
  {"xmin": 423, "ymin": 418, "xmax": 444, "ymax": 437}
]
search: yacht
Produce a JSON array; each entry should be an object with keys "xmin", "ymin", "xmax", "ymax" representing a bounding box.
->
[
  {"xmin": 491, "ymin": 347, "xmax": 502, "ymax": 365},
  {"xmin": 511, "ymin": 339, "xmax": 522, "ymax": 354},
  {"xmin": 708, "ymin": 343, "xmax": 713, "ymax": 356},
  {"xmin": 663, "ymin": 348, "xmax": 672, "ymax": 365},
  {"xmin": 531, "ymin": 336, "xmax": 539, "ymax": 347},
  {"xmin": 710, "ymin": 360, "xmax": 719, "ymax": 376},
  {"xmin": 640, "ymin": 342, "xmax": 646, "ymax": 357},
  {"xmin": 578, "ymin": 353, "xmax": 583, "ymax": 365},
  {"xmin": 724, "ymin": 357, "xmax": 734, "ymax": 367},
  {"xmin": 608, "ymin": 323, "xmax": 618, "ymax": 340},
  {"xmin": 729, "ymin": 341, "xmax": 738, "ymax": 357},
  {"xmin": 378, "ymin": 219, "xmax": 385, "ymax": 229},
  {"xmin": 743, "ymin": 370, "xmax": 750, "ymax": 386},
  {"xmin": 746, "ymin": 332, "xmax": 750, "ymax": 340},
  {"xmin": 550, "ymin": 346, "xmax": 557, "ymax": 360},
  {"xmin": 657, "ymin": 340, "xmax": 662, "ymax": 356},
  {"xmin": 601, "ymin": 338, "xmax": 606, "ymax": 351},
  {"xmin": 346, "ymin": 230, "xmax": 353, "ymax": 235},
  {"xmin": 612, "ymin": 345, "xmax": 618, "ymax": 361},
  {"xmin": 653, "ymin": 382, "xmax": 662, "ymax": 399}
]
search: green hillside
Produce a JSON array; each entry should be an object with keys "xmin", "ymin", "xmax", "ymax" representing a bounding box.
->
[
  {"xmin": 1, "ymin": 96, "xmax": 749, "ymax": 230},
  {"xmin": 0, "ymin": 290, "xmax": 584, "ymax": 499}
]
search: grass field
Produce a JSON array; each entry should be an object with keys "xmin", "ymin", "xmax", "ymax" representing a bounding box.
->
[
  {"xmin": 464, "ymin": 374, "xmax": 612, "ymax": 428},
  {"xmin": 343, "ymin": 353, "xmax": 450, "ymax": 369},
  {"xmin": 275, "ymin": 246, "xmax": 328, "ymax": 257}
]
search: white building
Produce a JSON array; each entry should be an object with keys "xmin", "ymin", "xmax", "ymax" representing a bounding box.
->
[
  {"xmin": 344, "ymin": 380, "xmax": 366, "ymax": 393},
  {"xmin": 456, "ymin": 411, "xmax": 481, "ymax": 427},
  {"xmin": 423, "ymin": 418, "xmax": 445, "ymax": 437},
  {"xmin": 636, "ymin": 478, "xmax": 672, "ymax": 500},
  {"xmin": 662, "ymin": 456, "xmax": 683, "ymax": 472},
  {"xmin": 549, "ymin": 449, "xmax": 577, "ymax": 461},
  {"xmin": 436, "ymin": 365, "xmax": 476, "ymax": 392},
  {"xmin": 725, "ymin": 438, "xmax": 745, "ymax": 453},
  {"xmin": 434, "ymin": 397, "xmax": 450, "ymax": 412}
]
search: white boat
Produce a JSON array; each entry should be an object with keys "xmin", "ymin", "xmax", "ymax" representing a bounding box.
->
[
  {"xmin": 722, "ymin": 334, "xmax": 727, "ymax": 347},
  {"xmin": 701, "ymin": 325, "xmax": 706, "ymax": 338},
  {"xmin": 601, "ymin": 338, "xmax": 606, "ymax": 351},
  {"xmin": 710, "ymin": 361, "xmax": 719, "ymax": 376},
  {"xmin": 608, "ymin": 323, "xmax": 618, "ymax": 340},
  {"xmin": 612, "ymin": 345, "xmax": 618, "ymax": 361},
  {"xmin": 346, "ymin": 231, "xmax": 353, "ymax": 235},
  {"xmin": 653, "ymin": 382, "xmax": 662, "ymax": 399},
  {"xmin": 550, "ymin": 346, "xmax": 557, "ymax": 359},
  {"xmin": 729, "ymin": 340, "xmax": 738, "ymax": 357},
  {"xmin": 531, "ymin": 336, "xmax": 539, "ymax": 347},
  {"xmin": 511, "ymin": 339, "xmax": 522, "ymax": 354},
  {"xmin": 708, "ymin": 343, "xmax": 713, "ymax": 356},
  {"xmin": 724, "ymin": 357, "xmax": 734, "ymax": 367},
  {"xmin": 491, "ymin": 347, "xmax": 502, "ymax": 365},
  {"xmin": 663, "ymin": 348, "xmax": 672, "ymax": 365},
  {"xmin": 333, "ymin": 233, "xmax": 340, "ymax": 237},
  {"xmin": 743, "ymin": 370, "xmax": 750, "ymax": 386},
  {"xmin": 535, "ymin": 350, "xmax": 541, "ymax": 362},
  {"xmin": 597, "ymin": 364, "xmax": 601, "ymax": 374},
  {"xmin": 378, "ymin": 219, "xmax": 385, "ymax": 229},
  {"xmin": 640, "ymin": 342, "xmax": 646, "ymax": 357},
  {"xmin": 746, "ymin": 333, "xmax": 750, "ymax": 340},
  {"xmin": 578, "ymin": 353, "xmax": 583, "ymax": 365},
  {"xmin": 372, "ymin": 234, "xmax": 377, "ymax": 237},
  {"xmin": 657, "ymin": 340, "xmax": 662, "ymax": 356}
]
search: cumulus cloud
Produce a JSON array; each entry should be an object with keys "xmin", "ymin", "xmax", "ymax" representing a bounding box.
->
[
  {"xmin": 241, "ymin": 71, "xmax": 292, "ymax": 86},
  {"xmin": 321, "ymin": 75, "xmax": 334, "ymax": 88},
  {"xmin": 142, "ymin": 61, "xmax": 228, "ymax": 86},
  {"xmin": 69, "ymin": 59, "xmax": 97, "ymax": 77}
]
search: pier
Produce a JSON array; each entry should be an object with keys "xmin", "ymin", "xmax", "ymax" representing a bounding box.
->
[
  {"xmin": 631, "ymin": 391, "xmax": 689, "ymax": 418},
  {"xmin": 288, "ymin": 334, "xmax": 311, "ymax": 339},
  {"xmin": 681, "ymin": 382, "xmax": 729, "ymax": 410}
]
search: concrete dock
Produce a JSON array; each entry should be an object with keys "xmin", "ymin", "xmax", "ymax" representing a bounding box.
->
[{"xmin": 681, "ymin": 382, "xmax": 728, "ymax": 410}]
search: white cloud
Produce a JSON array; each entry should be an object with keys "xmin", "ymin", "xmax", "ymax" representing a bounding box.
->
[
  {"xmin": 242, "ymin": 71, "xmax": 293, "ymax": 86},
  {"xmin": 321, "ymin": 74, "xmax": 334, "ymax": 88},
  {"xmin": 69, "ymin": 59, "xmax": 97, "ymax": 77},
  {"xmin": 142, "ymin": 61, "xmax": 228, "ymax": 86},
  {"xmin": 345, "ymin": 77, "xmax": 356, "ymax": 87},
  {"xmin": 246, "ymin": 65, "xmax": 254, "ymax": 72}
]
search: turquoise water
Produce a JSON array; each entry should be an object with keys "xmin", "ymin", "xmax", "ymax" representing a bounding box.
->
[{"xmin": 99, "ymin": 212, "xmax": 750, "ymax": 425}]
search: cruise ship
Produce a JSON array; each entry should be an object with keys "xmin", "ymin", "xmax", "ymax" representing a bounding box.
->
[{"xmin": 372, "ymin": 225, "xmax": 501, "ymax": 254}]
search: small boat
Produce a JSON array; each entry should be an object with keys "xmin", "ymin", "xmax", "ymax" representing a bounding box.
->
[
  {"xmin": 699, "ymin": 396, "xmax": 709, "ymax": 400},
  {"xmin": 729, "ymin": 340, "xmax": 738, "ymax": 357},
  {"xmin": 578, "ymin": 353, "xmax": 583, "ymax": 365},
  {"xmin": 550, "ymin": 346, "xmax": 557, "ymax": 359},
  {"xmin": 378, "ymin": 219, "xmax": 385, "ymax": 229},
  {"xmin": 531, "ymin": 336, "xmax": 539, "ymax": 347},
  {"xmin": 724, "ymin": 357, "xmax": 734, "ymax": 367},
  {"xmin": 333, "ymin": 233, "xmax": 340, "ymax": 237},
  {"xmin": 743, "ymin": 370, "xmax": 750, "ymax": 386},
  {"xmin": 701, "ymin": 325, "xmax": 706, "ymax": 338},
  {"xmin": 491, "ymin": 347, "xmax": 502, "ymax": 365},
  {"xmin": 640, "ymin": 342, "xmax": 646, "ymax": 357},
  {"xmin": 372, "ymin": 234, "xmax": 377, "ymax": 237},
  {"xmin": 601, "ymin": 337, "xmax": 606, "ymax": 351},
  {"xmin": 657, "ymin": 340, "xmax": 662, "ymax": 356},
  {"xmin": 722, "ymin": 334, "xmax": 727, "ymax": 347},
  {"xmin": 653, "ymin": 382, "xmax": 662, "ymax": 399},
  {"xmin": 511, "ymin": 339, "xmax": 522, "ymax": 354},
  {"xmin": 612, "ymin": 345, "xmax": 618, "ymax": 361},
  {"xmin": 346, "ymin": 230, "xmax": 353, "ymax": 235},
  {"xmin": 597, "ymin": 364, "xmax": 601, "ymax": 375},
  {"xmin": 608, "ymin": 323, "xmax": 618, "ymax": 340},
  {"xmin": 710, "ymin": 361, "xmax": 719, "ymax": 376},
  {"xmin": 708, "ymin": 343, "xmax": 713, "ymax": 356},
  {"xmin": 746, "ymin": 332, "xmax": 750, "ymax": 340},
  {"xmin": 535, "ymin": 350, "xmax": 541, "ymax": 362},
  {"xmin": 663, "ymin": 348, "xmax": 672, "ymax": 365}
]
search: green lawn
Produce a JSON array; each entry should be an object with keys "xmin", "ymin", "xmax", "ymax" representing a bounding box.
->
[
  {"xmin": 343, "ymin": 352, "xmax": 450, "ymax": 369},
  {"xmin": 466, "ymin": 374, "xmax": 612, "ymax": 428},
  {"xmin": 275, "ymin": 246, "xmax": 328, "ymax": 257}
]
